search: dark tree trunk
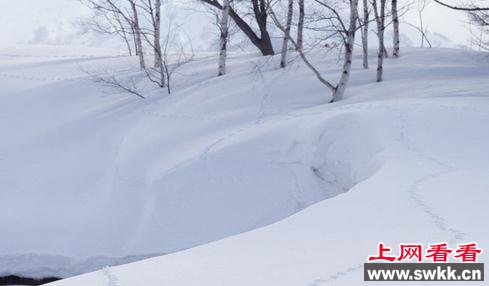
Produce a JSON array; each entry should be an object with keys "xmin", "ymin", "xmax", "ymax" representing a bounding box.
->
[
  {"xmin": 201, "ymin": 0, "xmax": 274, "ymax": 55},
  {"xmin": 297, "ymin": 0, "xmax": 304, "ymax": 51}
]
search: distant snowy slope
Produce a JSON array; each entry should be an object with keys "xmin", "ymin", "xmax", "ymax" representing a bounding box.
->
[
  {"xmin": 1, "ymin": 46, "xmax": 489, "ymax": 284},
  {"xmin": 0, "ymin": 0, "xmax": 90, "ymax": 45},
  {"xmin": 0, "ymin": 0, "xmax": 217, "ymax": 51}
]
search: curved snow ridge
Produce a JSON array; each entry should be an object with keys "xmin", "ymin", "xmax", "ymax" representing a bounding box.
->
[
  {"xmin": 46, "ymin": 100, "xmax": 489, "ymax": 286},
  {"xmin": 3, "ymin": 47, "xmax": 489, "ymax": 283}
]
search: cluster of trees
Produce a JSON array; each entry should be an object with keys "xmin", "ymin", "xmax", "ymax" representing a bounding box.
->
[
  {"xmin": 82, "ymin": 0, "xmax": 191, "ymax": 95},
  {"xmin": 83, "ymin": 0, "xmax": 407, "ymax": 102},
  {"xmin": 199, "ymin": 0, "xmax": 404, "ymax": 102}
]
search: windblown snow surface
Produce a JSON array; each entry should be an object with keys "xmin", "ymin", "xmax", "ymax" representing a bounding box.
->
[{"xmin": 1, "ymin": 45, "xmax": 488, "ymax": 285}]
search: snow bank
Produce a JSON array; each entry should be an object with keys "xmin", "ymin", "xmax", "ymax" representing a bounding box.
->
[
  {"xmin": 49, "ymin": 97, "xmax": 489, "ymax": 286},
  {"xmin": 1, "ymin": 46, "xmax": 488, "ymax": 284},
  {"xmin": 0, "ymin": 45, "xmax": 363, "ymax": 277}
]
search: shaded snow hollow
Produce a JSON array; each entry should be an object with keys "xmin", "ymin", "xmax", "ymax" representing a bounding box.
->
[{"xmin": 0, "ymin": 46, "xmax": 488, "ymax": 285}]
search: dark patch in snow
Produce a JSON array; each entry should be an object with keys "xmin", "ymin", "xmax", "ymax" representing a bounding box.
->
[{"xmin": 0, "ymin": 275, "xmax": 60, "ymax": 285}]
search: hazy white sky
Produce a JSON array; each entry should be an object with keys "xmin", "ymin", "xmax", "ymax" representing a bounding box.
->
[
  {"xmin": 402, "ymin": 1, "xmax": 474, "ymax": 48},
  {"xmin": 0, "ymin": 0, "xmax": 478, "ymax": 50}
]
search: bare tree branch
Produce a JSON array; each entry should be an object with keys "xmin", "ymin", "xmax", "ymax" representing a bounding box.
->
[{"xmin": 434, "ymin": 0, "xmax": 489, "ymax": 11}]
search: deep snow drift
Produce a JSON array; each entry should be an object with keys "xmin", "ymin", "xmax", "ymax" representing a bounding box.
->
[{"xmin": 1, "ymin": 45, "xmax": 488, "ymax": 285}]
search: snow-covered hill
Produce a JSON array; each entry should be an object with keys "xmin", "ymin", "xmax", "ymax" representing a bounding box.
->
[{"xmin": 1, "ymin": 45, "xmax": 488, "ymax": 285}]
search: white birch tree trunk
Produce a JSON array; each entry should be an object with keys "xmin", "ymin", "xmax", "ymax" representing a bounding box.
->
[
  {"xmin": 280, "ymin": 0, "xmax": 294, "ymax": 68},
  {"xmin": 392, "ymin": 0, "xmax": 400, "ymax": 57},
  {"xmin": 373, "ymin": 0, "xmax": 386, "ymax": 82},
  {"xmin": 129, "ymin": 0, "xmax": 146, "ymax": 69},
  {"xmin": 332, "ymin": 0, "xmax": 359, "ymax": 102},
  {"xmin": 218, "ymin": 0, "xmax": 230, "ymax": 76},
  {"xmin": 154, "ymin": 0, "xmax": 163, "ymax": 68},
  {"xmin": 296, "ymin": 0, "xmax": 304, "ymax": 52},
  {"xmin": 362, "ymin": 0, "xmax": 369, "ymax": 69},
  {"xmin": 131, "ymin": 26, "xmax": 138, "ymax": 55},
  {"xmin": 154, "ymin": 0, "xmax": 166, "ymax": 87}
]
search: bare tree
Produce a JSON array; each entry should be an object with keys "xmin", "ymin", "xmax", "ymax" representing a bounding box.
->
[
  {"xmin": 91, "ymin": 72, "xmax": 146, "ymax": 98},
  {"xmin": 280, "ymin": 0, "xmax": 294, "ymax": 68},
  {"xmin": 129, "ymin": 0, "xmax": 146, "ymax": 69},
  {"xmin": 137, "ymin": 0, "xmax": 165, "ymax": 76},
  {"xmin": 334, "ymin": 0, "xmax": 360, "ymax": 100},
  {"xmin": 434, "ymin": 1, "xmax": 489, "ymax": 51},
  {"xmin": 373, "ymin": 0, "xmax": 386, "ymax": 82},
  {"xmin": 403, "ymin": 21, "xmax": 432, "ymax": 48},
  {"xmin": 468, "ymin": 10, "xmax": 489, "ymax": 50},
  {"xmin": 417, "ymin": 0, "xmax": 429, "ymax": 48},
  {"xmin": 360, "ymin": 0, "xmax": 370, "ymax": 68},
  {"xmin": 115, "ymin": 11, "xmax": 135, "ymax": 56},
  {"xmin": 157, "ymin": 18, "xmax": 194, "ymax": 94},
  {"xmin": 251, "ymin": 0, "xmax": 275, "ymax": 55},
  {"xmin": 126, "ymin": 0, "xmax": 166, "ymax": 90},
  {"xmin": 270, "ymin": 0, "xmax": 359, "ymax": 102},
  {"xmin": 161, "ymin": 42, "xmax": 194, "ymax": 94},
  {"xmin": 434, "ymin": 0, "xmax": 489, "ymax": 11},
  {"xmin": 218, "ymin": 0, "xmax": 231, "ymax": 76},
  {"xmin": 296, "ymin": 0, "xmax": 305, "ymax": 51},
  {"xmin": 82, "ymin": 0, "xmax": 147, "ymax": 69},
  {"xmin": 153, "ymin": 0, "xmax": 163, "ymax": 68},
  {"xmin": 392, "ymin": 0, "xmax": 400, "ymax": 57},
  {"xmin": 79, "ymin": 6, "xmax": 134, "ymax": 55},
  {"xmin": 200, "ymin": 0, "xmax": 275, "ymax": 55},
  {"xmin": 83, "ymin": 0, "xmax": 194, "ymax": 96}
]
